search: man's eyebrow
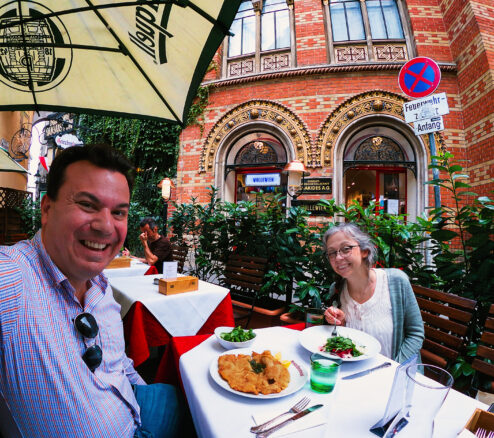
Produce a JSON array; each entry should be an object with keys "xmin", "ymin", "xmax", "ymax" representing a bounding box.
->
[{"xmin": 75, "ymin": 192, "xmax": 130, "ymax": 209}]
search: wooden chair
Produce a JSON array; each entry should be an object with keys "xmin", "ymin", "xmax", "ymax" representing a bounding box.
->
[
  {"xmin": 472, "ymin": 304, "xmax": 494, "ymax": 391},
  {"xmin": 171, "ymin": 244, "xmax": 188, "ymax": 273},
  {"xmin": 223, "ymin": 254, "xmax": 268, "ymax": 328},
  {"xmin": 412, "ymin": 284, "xmax": 477, "ymax": 369}
]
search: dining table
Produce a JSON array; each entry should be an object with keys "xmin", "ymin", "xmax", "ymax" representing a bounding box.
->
[
  {"xmin": 179, "ymin": 325, "xmax": 486, "ymax": 438},
  {"xmin": 103, "ymin": 259, "xmax": 151, "ymax": 278},
  {"xmin": 108, "ymin": 273, "xmax": 235, "ymax": 367}
]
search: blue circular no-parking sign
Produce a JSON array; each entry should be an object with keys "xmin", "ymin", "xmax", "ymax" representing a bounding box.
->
[{"xmin": 398, "ymin": 57, "xmax": 441, "ymax": 98}]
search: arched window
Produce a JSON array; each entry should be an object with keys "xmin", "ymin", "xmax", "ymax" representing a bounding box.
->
[{"xmin": 225, "ymin": 0, "xmax": 294, "ymax": 77}]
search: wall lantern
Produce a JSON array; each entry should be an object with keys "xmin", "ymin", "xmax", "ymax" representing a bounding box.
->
[
  {"xmin": 282, "ymin": 159, "xmax": 310, "ymax": 199},
  {"xmin": 157, "ymin": 177, "xmax": 175, "ymax": 234}
]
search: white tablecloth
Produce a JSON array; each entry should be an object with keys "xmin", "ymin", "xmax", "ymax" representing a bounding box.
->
[
  {"xmin": 179, "ymin": 326, "xmax": 485, "ymax": 438},
  {"xmin": 103, "ymin": 260, "xmax": 150, "ymax": 278},
  {"xmin": 109, "ymin": 274, "xmax": 230, "ymax": 337}
]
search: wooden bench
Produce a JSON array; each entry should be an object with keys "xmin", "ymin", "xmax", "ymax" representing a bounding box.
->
[
  {"xmin": 412, "ymin": 284, "xmax": 477, "ymax": 369},
  {"xmin": 472, "ymin": 304, "xmax": 494, "ymax": 392}
]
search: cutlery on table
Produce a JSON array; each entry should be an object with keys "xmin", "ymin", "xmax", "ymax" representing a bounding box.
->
[
  {"xmin": 330, "ymin": 301, "xmax": 338, "ymax": 337},
  {"xmin": 250, "ymin": 397, "xmax": 310, "ymax": 433},
  {"xmin": 342, "ymin": 362, "xmax": 392, "ymax": 380},
  {"xmin": 255, "ymin": 404, "xmax": 323, "ymax": 437}
]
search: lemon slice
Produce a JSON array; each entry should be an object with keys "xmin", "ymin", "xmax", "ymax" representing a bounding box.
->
[{"xmin": 274, "ymin": 352, "xmax": 291, "ymax": 368}]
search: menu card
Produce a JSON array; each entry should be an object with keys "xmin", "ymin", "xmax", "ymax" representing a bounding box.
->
[
  {"xmin": 370, "ymin": 354, "xmax": 418, "ymax": 437},
  {"xmin": 162, "ymin": 261, "xmax": 178, "ymax": 279}
]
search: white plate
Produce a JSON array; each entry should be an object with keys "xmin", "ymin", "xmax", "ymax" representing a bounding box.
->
[
  {"xmin": 299, "ymin": 325, "xmax": 381, "ymax": 361},
  {"xmin": 210, "ymin": 348, "xmax": 309, "ymax": 399}
]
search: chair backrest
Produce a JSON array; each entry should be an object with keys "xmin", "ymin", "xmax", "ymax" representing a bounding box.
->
[
  {"xmin": 0, "ymin": 392, "xmax": 24, "ymax": 438},
  {"xmin": 472, "ymin": 304, "xmax": 494, "ymax": 381},
  {"xmin": 171, "ymin": 244, "xmax": 188, "ymax": 273},
  {"xmin": 412, "ymin": 284, "xmax": 477, "ymax": 368},
  {"xmin": 224, "ymin": 254, "xmax": 268, "ymax": 300}
]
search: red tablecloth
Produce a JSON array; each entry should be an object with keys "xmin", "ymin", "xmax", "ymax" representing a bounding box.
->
[
  {"xmin": 123, "ymin": 293, "xmax": 235, "ymax": 367},
  {"xmin": 155, "ymin": 322, "xmax": 305, "ymax": 386}
]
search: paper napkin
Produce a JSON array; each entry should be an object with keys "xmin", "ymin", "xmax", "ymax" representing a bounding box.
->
[{"xmin": 252, "ymin": 406, "xmax": 326, "ymax": 437}]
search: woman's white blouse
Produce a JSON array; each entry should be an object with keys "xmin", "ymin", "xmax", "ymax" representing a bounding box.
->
[{"xmin": 340, "ymin": 268, "xmax": 393, "ymax": 359}]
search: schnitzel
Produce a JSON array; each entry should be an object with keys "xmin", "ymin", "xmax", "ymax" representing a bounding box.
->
[{"xmin": 218, "ymin": 350, "xmax": 290, "ymax": 395}]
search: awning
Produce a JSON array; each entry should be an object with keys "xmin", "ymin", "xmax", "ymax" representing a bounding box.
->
[
  {"xmin": 0, "ymin": 1, "xmax": 242, "ymax": 124},
  {"xmin": 0, "ymin": 147, "xmax": 28, "ymax": 173}
]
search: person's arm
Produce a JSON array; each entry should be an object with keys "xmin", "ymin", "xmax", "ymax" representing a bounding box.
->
[
  {"xmin": 0, "ymin": 254, "xmax": 22, "ymax": 345},
  {"xmin": 122, "ymin": 355, "xmax": 147, "ymax": 385},
  {"xmin": 393, "ymin": 272, "xmax": 425, "ymax": 363},
  {"xmin": 140, "ymin": 233, "xmax": 158, "ymax": 266}
]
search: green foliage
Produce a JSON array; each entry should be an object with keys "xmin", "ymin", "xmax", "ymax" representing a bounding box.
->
[{"xmin": 17, "ymin": 197, "xmax": 41, "ymax": 238}]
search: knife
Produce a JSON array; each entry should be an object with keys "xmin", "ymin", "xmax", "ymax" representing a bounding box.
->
[
  {"xmin": 342, "ymin": 362, "xmax": 391, "ymax": 380},
  {"xmin": 256, "ymin": 404, "xmax": 323, "ymax": 437}
]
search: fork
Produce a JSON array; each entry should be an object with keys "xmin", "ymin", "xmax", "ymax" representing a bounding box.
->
[
  {"xmin": 250, "ymin": 396, "xmax": 310, "ymax": 433},
  {"xmin": 330, "ymin": 301, "xmax": 338, "ymax": 337}
]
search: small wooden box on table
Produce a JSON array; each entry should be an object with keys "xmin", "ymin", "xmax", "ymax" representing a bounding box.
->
[
  {"xmin": 159, "ymin": 276, "xmax": 198, "ymax": 295},
  {"xmin": 106, "ymin": 256, "xmax": 131, "ymax": 269}
]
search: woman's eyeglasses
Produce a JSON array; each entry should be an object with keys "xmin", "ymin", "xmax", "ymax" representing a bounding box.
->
[
  {"xmin": 74, "ymin": 313, "xmax": 102, "ymax": 372},
  {"xmin": 327, "ymin": 245, "xmax": 358, "ymax": 260}
]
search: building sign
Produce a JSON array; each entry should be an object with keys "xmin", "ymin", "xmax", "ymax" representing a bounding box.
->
[
  {"xmin": 43, "ymin": 113, "xmax": 75, "ymax": 139},
  {"xmin": 291, "ymin": 200, "xmax": 331, "ymax": 216},
  {"xmin": 245, "ymin": 173, "xmax": 280, "ymax": 187},
  {"xmin": 55, "ymin": 133, "xmax": 83, "ymax": 149},
  {"xmin": 302, "ymin": 178, "xmax": 332, "ymax": 194}
]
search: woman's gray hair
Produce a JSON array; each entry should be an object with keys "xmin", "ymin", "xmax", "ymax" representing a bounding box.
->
[{"xmin": 322, "ymin": 223, "xmax": 377, "ymax": 268}]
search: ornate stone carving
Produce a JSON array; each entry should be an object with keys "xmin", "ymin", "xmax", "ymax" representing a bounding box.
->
[
  {"xmin": 335, "ymin": 46, "xmax": 367, "ymax": 63},
  {"xmin": 315, "ymin": 90, "xmax": 408, "ymax": 167},
  {"xmin": 228, "ymin": 58, "xmax": 255, "ymax": 77},
  {"xmin": 374, "ymin": 44, "xmax": 408, "ymax": 62},
  {"xmin": 200, "ymin": 100, "xmax": 313, "ymax": 172},
  {"xmin": 261, "ymin": 53, "xmax": 290, "ymax": 72}
]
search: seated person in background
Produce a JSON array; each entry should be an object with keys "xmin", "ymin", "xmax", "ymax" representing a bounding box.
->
[
  {"xmin": 123, "ymin": 217, "xmax": 172, "ymax": 274},
  {"xmin": 0, "ymin": 144, "xmax": 183, "ymax": 438},
  {"xmin": 323, "ymin": 223, "xmax": 424, "ymax": 363}
]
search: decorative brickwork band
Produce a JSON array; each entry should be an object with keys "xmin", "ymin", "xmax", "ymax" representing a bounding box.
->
[
  {"xmin": 315, "ymin": 90, "xmax": 445, "ymax": 167},
  {"xmin": 200, "ymin": 100, "xmax": 313, "ymax": 173}
]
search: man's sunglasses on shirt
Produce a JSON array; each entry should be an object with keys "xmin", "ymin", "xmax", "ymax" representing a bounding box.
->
[{"xmin": 74, "ymin": 313, "xmax": 102, "ymax": 372}]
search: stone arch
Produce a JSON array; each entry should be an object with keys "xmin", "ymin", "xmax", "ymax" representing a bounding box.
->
[
  {"xmin": 200, "ymin": 99, "xmax": 314, "ymax": 173},
  {"xmin": 315, "ymin": 89, "xmax": 445, "ymax": 167}
]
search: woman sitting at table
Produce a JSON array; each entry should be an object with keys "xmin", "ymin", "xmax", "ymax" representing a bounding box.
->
[{"xmin": 323, "ymin": 223, "xmax": 424, "ymax": 363}]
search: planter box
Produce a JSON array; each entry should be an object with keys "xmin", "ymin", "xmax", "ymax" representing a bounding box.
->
[{"xmin": 231, "ymin": 295, "xmax": 286, "ymax": 329}]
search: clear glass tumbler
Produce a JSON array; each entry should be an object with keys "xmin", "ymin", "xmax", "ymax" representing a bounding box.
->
[
  {"xmin": 310, "ymin": 353, "xmax": 341, "ymax": 393},
  {"xmin": 405, "ymin": 363, "xmax": 454, "ymax": 438}
]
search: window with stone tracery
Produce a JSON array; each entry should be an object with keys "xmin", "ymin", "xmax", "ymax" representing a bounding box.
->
[
  {"xmin": 323, "ymin": 0, "xmax": 413, "ymax": 64},
  {"xmin": 225, "ymin": 0, "xmax": 294, "ymax": 78}
]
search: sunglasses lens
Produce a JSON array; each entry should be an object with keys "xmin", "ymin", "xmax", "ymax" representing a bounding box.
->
[
  {"xmin": 82, "ymin": 344, "xmax": 103, "ymax": 372},
  {"xmin": 75, "ymin": 313, "xmax": 99, "ymax": 338}
]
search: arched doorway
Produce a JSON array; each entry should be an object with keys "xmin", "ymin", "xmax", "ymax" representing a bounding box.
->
[
  {"xmin": 223, "ymin": 132, "xmax": 289, "ymax": 208},
  {"xmin": 341, "ymin": 125, "xmax": 419, "ymax": 219}
]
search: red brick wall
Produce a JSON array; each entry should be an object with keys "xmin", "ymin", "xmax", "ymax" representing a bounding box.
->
[{"xmin": 176, "ymin": 0, "xmax": 493, "ymax": 206}]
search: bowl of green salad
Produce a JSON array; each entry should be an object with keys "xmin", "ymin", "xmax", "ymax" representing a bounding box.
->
[{"xmin": 214, "ymin": 326, "xmax": 257, "ymax": 350}]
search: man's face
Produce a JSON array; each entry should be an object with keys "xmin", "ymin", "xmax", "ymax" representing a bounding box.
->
[
  {"xmin": 41, "ymin": 160, "xmax": 130, "ymax": 291},
  {"xmin": 140, "ymin": 224, "xmax": 159, "ymax": 241}
]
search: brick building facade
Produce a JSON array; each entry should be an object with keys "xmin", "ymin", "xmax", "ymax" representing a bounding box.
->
[{"xmin": 175, "ymin": 0, "xmax": 493, "ymax": 221}]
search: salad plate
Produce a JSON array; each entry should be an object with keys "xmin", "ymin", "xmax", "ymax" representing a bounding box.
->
[
  {"xmin": 299, "ymin": 325, "xmax": 381, "ymax": 361},
  {"xmin": 210, "ymin": 347, "xmax": 309, "ymax": 399}
]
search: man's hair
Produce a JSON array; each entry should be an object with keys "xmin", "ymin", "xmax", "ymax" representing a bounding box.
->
[
  {"xmin": 46, "ymin": 144, "xmax": 135, "ymax": 200},
  {"xmin": 140, "ymin": 217, "xmax": 158, "ymax": 230}
]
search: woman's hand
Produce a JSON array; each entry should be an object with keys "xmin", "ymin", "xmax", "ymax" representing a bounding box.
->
[{"xmin": 324, "ymin": 306, "xmax": 346, "ymax": 326}]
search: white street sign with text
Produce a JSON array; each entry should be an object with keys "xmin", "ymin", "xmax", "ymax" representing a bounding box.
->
[
  {"xmin": 413, "ymin": 116, "xmax": 444, "ymax": 135},
  {"xmin": 403, "ymin": 92, "xmax": 449, "ymax": 123}
]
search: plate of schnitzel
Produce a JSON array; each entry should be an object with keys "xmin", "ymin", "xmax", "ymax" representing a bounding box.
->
[{"xmin": 210, "ymin": 348, "xmax": 308, "ymax": 399}]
